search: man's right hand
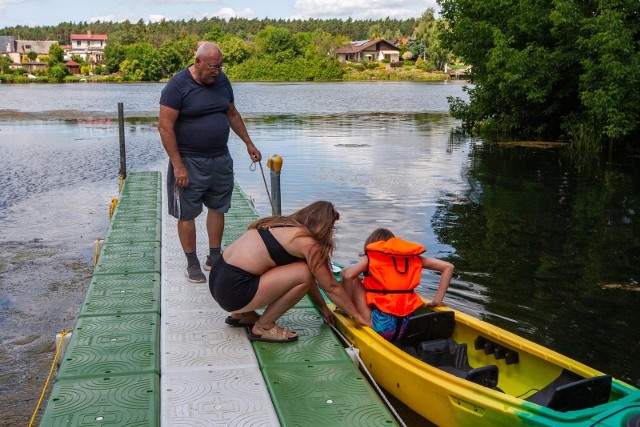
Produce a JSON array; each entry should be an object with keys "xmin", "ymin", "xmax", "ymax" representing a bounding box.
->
[{"xmin": 174, "ymin": 163, "xmax": 189, "ymax": 187}]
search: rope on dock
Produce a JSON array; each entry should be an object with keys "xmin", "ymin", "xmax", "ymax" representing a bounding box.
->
[
  {"xmin": 108, "ymin": 197, "xmax": 118, "ymax": 220},
  {"xmin": 108, "ymin": 175, "xmax": 124, "ymax": 220},
  {"xmin": 250, "ymin": 160, "xmax": 275, "ymax": 215},
  {"xmin": 103, "ymin": 178, "xmax": 122, "ymax": 264},
  {"xmin": 93, "ymin": 238, "xmax": 104, "ymax": 268},
  {"xmin": 328, "ymin": 323, "xmax": 408, "ymax": 427},
  {"xmin": 28, "ymin": 328, "xmax": 73, "ymax": 427}
]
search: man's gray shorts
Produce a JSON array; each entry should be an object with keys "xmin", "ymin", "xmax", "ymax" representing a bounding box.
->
[{"xmin": 167, "ymin": 154, "xmax": 234, "ymax": 220}]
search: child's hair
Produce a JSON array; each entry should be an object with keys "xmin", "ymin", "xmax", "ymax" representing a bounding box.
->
[{"xmin": 361, "ymin": 228, "xmax": 395, "ymax": 254}]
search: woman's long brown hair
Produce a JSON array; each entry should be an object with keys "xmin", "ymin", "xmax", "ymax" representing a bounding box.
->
[{"xmin": 248, "ymin": 201, "xmax": 339, "ymax": 265}]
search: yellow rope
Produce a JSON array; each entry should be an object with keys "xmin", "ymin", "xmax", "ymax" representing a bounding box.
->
[
  {"xmin": 93, "ymin": 238, "xmax": 104, "ymax": 268},
  {"xmin": 28, "ymin": 328, "xmax": 73, "ymax": 427},
  {"xmin": 108, "ymin": 176, "xmax": 124, "ymax": 220},
  {"xmin": 108, "ymin": 197, "xmax": 118, "ymax": 220}
]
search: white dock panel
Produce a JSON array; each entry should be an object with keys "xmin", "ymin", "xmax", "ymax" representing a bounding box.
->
[{"xmin": 160, "ymin": 176, "xmax": 280, "ymax": 426}]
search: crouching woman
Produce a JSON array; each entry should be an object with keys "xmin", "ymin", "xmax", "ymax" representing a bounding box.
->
[{"xmin": 209, "ymin": 201, "xmax": 372, "ymax": 343}]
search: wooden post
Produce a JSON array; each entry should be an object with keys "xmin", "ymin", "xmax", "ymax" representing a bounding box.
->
[{"xmin": 118, "ymin": 102, "xmax": 127, "ymax": 179}]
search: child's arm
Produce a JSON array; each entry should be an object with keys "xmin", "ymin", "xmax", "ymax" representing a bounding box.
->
[
  {"xmin": 421, "ymin": 257, "xmax": 454, "ymax": 307},
  {"xmin": 340, "ymin": 257, "xmax": 368, "ymax": 296}
]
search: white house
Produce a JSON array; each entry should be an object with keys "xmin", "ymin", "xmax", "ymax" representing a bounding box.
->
[{"xmin": 68, "ymin": 32, "xmax": 108, "ymax": 63}]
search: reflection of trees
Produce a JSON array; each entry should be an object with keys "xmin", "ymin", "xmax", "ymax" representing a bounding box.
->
[{"xmin": 432, "ymin": 144, "xmax": 640, "ymax": 381}]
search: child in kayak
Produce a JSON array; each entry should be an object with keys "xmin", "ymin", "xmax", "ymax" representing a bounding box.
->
[{"xmin": 340, "ymin": 228, "xmax": 454, "ymax": 341}]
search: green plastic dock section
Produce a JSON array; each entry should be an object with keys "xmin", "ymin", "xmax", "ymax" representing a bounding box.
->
[
  {"xmin": 39, "ymin": 172, "xmax": 162, "ymax": 427},
  {"xmin": 254, "ymin": 295, "xmax": 399, "ymax": 426},
  {"xmin": 39, "ymin": 171, "xmax": 398, "ymax": 427}
]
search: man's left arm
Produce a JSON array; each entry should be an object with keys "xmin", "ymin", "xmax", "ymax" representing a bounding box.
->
[{"xmin": 228, "ymin": 102, "xmax": 261, "ymax": 162}]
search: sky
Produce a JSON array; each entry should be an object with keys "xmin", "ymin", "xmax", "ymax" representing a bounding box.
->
[{"xmin": 0, "ymin": 0, "xmax": 439, "ymax": 30}]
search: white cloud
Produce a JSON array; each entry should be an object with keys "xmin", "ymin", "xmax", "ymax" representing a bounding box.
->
[
  {"xmin": 202, "ymin": 7, "xmax": 255, "ymax": 19},
  {"xmin": 89, "ymin": 14, "xmax": 131, "ymax": 23},
  {"xmin": 148, "ymin": 14, "xmax": 166, "ymax": 23}
]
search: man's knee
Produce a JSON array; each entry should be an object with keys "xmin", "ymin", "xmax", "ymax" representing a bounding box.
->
[{"xmin": 177, "ymin": 219, "xmax": 196, "ymax": 233}]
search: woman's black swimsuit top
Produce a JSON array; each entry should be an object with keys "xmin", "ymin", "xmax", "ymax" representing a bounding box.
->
[{"xmin": 257, "ymin": 228, "xmax": 304, "ymax": 266}]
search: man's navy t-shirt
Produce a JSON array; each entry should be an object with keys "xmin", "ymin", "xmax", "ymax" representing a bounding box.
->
[{"xmin": 159, "ymin": 67, "xmax": 234, "ymax": 158}]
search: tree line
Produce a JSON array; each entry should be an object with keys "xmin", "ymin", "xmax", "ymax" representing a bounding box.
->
[
  {"xmin": 1, "ymin": 17, "xmax": 417, "ymax": 47},
  {"xmin": 0, "ymin": 12, "xmax": 447, "ymax": 82},
  {"xmin": 3, "ymin": 1, "xmax": 638, "ymax": 152}
]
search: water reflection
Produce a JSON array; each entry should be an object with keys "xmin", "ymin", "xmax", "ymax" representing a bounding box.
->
[{"xmin": 431, "ymin": 143, "xmax": 640, "ymax": 384}]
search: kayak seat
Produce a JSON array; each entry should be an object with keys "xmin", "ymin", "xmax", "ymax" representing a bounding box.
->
[
  {"xmin": 416, "ymin": 338, "xmax": 499, "ymax": 389},
  {"xmin": 395, "ymin": 311, "xmax": 499, "ymax": 389},
  {"xmin": 440, "ymin": 365, "xmax": 499, "ymax": 389},
  {"xmin": 525, "ymin": 369, "xmax": 612, "ymax": 412},
  {"xmin": 395, "ymin": 311, "xmax": 456, "ymax": 348}
]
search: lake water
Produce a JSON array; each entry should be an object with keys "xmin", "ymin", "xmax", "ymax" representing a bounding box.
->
[{"xmin": 1, "ymin": 81, "xmax": 638, "ymax": 425}]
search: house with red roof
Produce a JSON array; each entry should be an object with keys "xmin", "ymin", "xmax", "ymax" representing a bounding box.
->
[{"xmin": 68, "ymin": 32, "xmax": 108, "ymax": 64}]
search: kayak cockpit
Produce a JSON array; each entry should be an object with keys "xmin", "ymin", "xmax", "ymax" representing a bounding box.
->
[
  {"xmin": 394, "ymin": 310, "xmax": 615, "ymax": 413},
  {"xmin": 394, "ymin": 310, "xmax": 501, "ymax": 390}
]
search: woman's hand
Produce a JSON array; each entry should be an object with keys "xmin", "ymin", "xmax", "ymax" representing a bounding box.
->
[
  {"xmin": 320, "ymin": 305, "xmax": 335, "ymax": 327},
  {"xmin": 353, "ymin": 312, "xmax": 372, "ymax": 328}
]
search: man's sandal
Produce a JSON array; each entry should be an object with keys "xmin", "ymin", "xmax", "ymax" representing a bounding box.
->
[
  {"xmin": 248, "ymin": 323, "xmax": 298, "ymax": 343},
  {"xmin": 225, "ymin": 311, "xmax": 260, "ymax": 327}
]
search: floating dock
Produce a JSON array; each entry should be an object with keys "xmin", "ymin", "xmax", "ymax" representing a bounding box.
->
[{"xmin": 38, "ymin": 171, "xmax": 398, "ymax": 426}]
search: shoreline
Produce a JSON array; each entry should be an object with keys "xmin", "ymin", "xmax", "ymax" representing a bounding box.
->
[{"xmin": 0, "ymin": 71, "xmax": 463, "ymax": 85}]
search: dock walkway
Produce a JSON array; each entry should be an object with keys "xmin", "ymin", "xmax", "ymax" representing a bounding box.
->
[{"xmin": 38, "ymin": 171, "xmax": 398, "ymax": 427}]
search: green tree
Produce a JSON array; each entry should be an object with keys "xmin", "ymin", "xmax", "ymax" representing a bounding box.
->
[
  {"xmin": 298, "ymin": 30, "xmax": 347, "ymax": 61},
  {"xmin": 413, "ymin": 8, "xmax": 437, "ymax": 61},
  {"xmin": 255, "ymin": 25, "xmax": 300, "ymax": 60},
  {"xmin": 438, "ymin": 0, "xmax": 640, "ymax": 149},
  {"xmin": 157, "ymin": 36, "xmax": 198, "ymax": 78},
  {"xmin": 47, "ymin": 44, "xmax": 64, "ymax": 65},
  {"xmin": 104, "ymin": 43, "xmax": 127, "ymax": 73},
  {"xmin": 26, "ymin": 50, "xmax": 38, "ymax": 61},
  {"xmin": 204, "ymin": 24, "xmax": 224, "ymax": 42},
  {"xmin": 575, "ymin": 4, "xmax": 640, "ymax": 143},
  {"xmin": 0, "ymin": 56, "xmax": 11, "ymax": 74},
  {"xmin": 158, "ymin": 43, "xmax": 185, "ymax": 78},
  {"xmin": 218, "ymin": 36, "xmax": 251, "ymax": 66},
  {"xmin": 368, "ymin": 24, "xmax": 384, "ymax": 40},
  {"xmin": 123, "ymin": 43, "xmax": 161, "ymax": 80},
  {"xmin": 48, "ymin": 63, "xmax": 68, "ymax": 82}
]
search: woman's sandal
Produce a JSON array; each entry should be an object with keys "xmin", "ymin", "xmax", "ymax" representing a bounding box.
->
[
  {"xmin": 225, "ymin": 311, "xmax": 260, "ymax": 327},
  {"xmin": 248, "ymin": 323, "xmax": 298, "ymax": 343}
]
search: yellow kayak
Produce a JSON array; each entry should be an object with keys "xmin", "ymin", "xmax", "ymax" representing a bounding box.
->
[{"xmin": 329, "ymin": 298, "xmax": 640, "ymax": 426}]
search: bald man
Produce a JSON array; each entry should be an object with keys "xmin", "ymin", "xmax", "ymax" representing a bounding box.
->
[{"xmin": 158, "ymin": 42, "xmax": 262, "ymax": 283}]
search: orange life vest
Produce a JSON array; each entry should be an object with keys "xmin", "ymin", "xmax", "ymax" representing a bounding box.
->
[{"xmin": 363, "ymin": 237, "xmax": 425, "ymax": 317}]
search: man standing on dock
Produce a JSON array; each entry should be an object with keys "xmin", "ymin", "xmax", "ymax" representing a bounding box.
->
[{"xmin": 158, "ymin": 41, "xmax": 261, "ymax": 283}]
